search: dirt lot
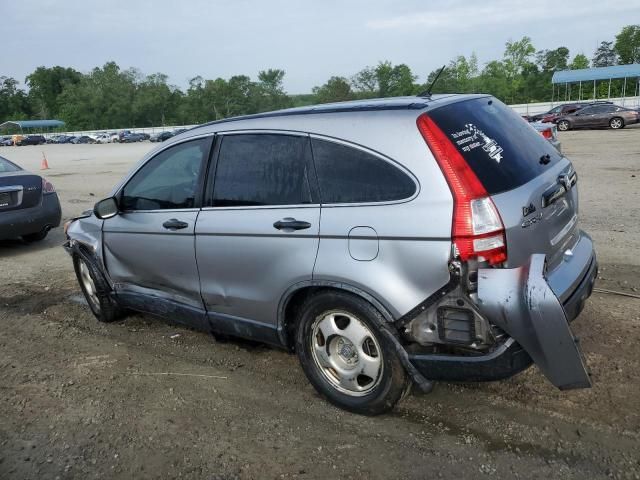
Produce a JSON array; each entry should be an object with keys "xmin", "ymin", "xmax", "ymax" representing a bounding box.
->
[{"xmin": 1, "ymin": 128, "xmax": 639, "ymax": 479}]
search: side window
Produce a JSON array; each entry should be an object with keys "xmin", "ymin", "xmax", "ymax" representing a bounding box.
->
[
  {"xmin": 311, "ymin": 138, "xmax": 416, "ymax": 204},
  {"xmin": 549, "ymin": 106, "xmax": 561, "ymax": 114},
  {"xmin": 212, "ymin": 134, "xmax": 313, "ymax": 207},
  {"xmin": 578, "ymin": 107, "xmax": 594, "ymax": 115},
  {"xmin": 121, "ymin": 137, "xmax": 209, "ymax": 211}
]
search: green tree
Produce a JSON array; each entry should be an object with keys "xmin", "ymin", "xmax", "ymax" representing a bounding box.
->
[
  {"xmin": 256, "ymin": 69, "xmax": 292, "ymax": 111},
  {"xmin": 614, "ymin": 25, "xmax": 640, "ymax": 64},
  {"xmin": 312, "ymin": 76, "xmax": 354, "ymax": 104},
  {"xmin": 26, "ymin": 66, "xmax": 81, "ymax": 119},
  {"xmin": 569, "ymin": 54, "xmax": 590, "ymax": 70},
  {"xmin": 352, "ymin": 61, "xmax": 417, "ymax": 97},
  {"xmin": 132, "ymin": 73, "xmax": 179, "ymax": 126},
  {"xmin": 0, "ymin": 76, "xmax": 31, "ymax": 121},
  {"xmin": 58, "ymin": 61, "xmax": 136, "ymax": 129},
  {"xmin": 592, "ymin": 41, "xmax": 617, "ymax": 67}
]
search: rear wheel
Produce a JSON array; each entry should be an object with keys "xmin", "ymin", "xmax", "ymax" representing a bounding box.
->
[
  {"xmin": 557, "ymin": 120, "xmax": 570, "ymax": 131},
  {"xmin": 295, "ymin": 291, "xmax": 409, "ymax": 415},
  {"xmin": 609, "ymin": 117, "xmax": 624, "ymax": 129},
  {"xmin": 73, "ymin": 250, "xmax": 125, "ymax": 323}
]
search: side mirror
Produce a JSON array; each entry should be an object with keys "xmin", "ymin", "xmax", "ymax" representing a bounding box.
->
[{"xmin": 93, "ymin": 197, "xmax": 119, "ymax": 219}]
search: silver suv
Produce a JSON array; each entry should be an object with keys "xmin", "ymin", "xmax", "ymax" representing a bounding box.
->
[{"xmin": 65, "ymin": 94, "xmax": 597, "ymax": 415}]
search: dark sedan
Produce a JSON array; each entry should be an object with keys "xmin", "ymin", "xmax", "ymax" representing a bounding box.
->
[
  {"xmin": 0, "ymin": 155, "xmax": 61, "ymax": 242},
  {"xmin": 150, "ymin": 131, "xmax": 174, "ymax": 142},
  {"xmin": 16, "ymin": 135, "xmax": 46, "ymax": 146},
  {"xmin": 557, "ymin": 104, "xmax": 639, "ymax": 131},
  {"xmin": 121, "ymin": 133, "xmax": 146, "ymax": 143}
]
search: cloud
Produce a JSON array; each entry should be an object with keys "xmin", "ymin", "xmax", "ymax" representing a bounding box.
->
[{"xmin": 366, "ymin": 1, "xmax": 640, "ymax": 31}]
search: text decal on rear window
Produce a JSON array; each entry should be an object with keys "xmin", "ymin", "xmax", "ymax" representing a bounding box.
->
[{"xmin": 451, "ymin": 123, "xmax": 503, "ymax": 163}]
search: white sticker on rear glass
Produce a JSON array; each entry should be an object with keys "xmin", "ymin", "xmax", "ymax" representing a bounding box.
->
[{"xmin": 451, "ymin": 123, "xmax": 503, "ymax": 163}]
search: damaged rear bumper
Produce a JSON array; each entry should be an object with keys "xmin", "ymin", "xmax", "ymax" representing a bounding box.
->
[{"xmin": 408, "ymin": 235, "xmax": 596, "ymax": 390}]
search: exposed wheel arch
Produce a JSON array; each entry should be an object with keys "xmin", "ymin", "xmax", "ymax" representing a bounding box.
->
[{"xmin": 278, "ymin": 282, "xmax": 396, "ymax": 350}]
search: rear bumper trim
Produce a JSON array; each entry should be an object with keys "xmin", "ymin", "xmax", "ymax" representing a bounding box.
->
[{"xmin": 408, "ymin": 338, "xmax": 533, "ymax": 382}]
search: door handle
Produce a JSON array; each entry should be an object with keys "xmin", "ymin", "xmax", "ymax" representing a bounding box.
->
[
  {"xmin": 273, "ymin": 218, "xmax": 311, "ymax": 231},
  {"xmin": 162, "ymin": 218, "xmax": 189, "ymax": 230}
]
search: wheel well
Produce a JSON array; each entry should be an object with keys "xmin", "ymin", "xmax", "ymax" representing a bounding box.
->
[{"xmin": 280, "ymin": 285, "xmax": 395, "ymax": 350}]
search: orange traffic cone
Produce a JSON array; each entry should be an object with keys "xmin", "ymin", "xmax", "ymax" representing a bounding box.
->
[{"xmin": 40, "ymin": 151, "xmax": 49, "ymax": 170}]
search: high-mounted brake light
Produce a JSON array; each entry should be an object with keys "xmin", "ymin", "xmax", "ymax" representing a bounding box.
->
[
  {"xmin": 540, "ymin": 128, "xmax": 553, "ymax": 139},
  {"xmin": 42, "ymin": 178, "xmax": 56, "ymax": 194},
  {"xmin": 416, "ymin": 114, "xmax": 507, "ymax": 265}
]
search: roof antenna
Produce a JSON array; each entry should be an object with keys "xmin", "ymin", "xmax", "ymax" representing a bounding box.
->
[{"xmin": 417, "ymin": 65, "xmax": 446, "ymax": 98}]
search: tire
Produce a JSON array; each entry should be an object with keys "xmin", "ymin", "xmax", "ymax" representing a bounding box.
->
[
  {"xmin": 73, "ymin": 249, "xmax": 125, "ymax": 323},
  {"xmin": 295, "ymin": 290, "xmax": 410, "ymax": 415},
  {"xmin": 22, "ymin": 229, "xmax": 49, "ymax": 242},
  {"xmin": 609, "ymin": 117, "xmax": 624, "ymax": 129},
  {"xmin": 557, "ymin": 120, "xmax": 570, "ymax": 131}
]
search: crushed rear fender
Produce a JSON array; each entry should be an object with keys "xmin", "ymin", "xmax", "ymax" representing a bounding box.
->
[{"xmin": 477, "ymin": 254, "xmax": 591, "ymax": 390}]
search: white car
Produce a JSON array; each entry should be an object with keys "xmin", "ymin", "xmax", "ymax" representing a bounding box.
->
[{"xmin": 95, "ymin": 134, "xmax": 111, "ymax": 144}]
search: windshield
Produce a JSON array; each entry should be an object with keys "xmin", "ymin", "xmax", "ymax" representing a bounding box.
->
[{"xmin": 428, "ymin": 96, "xmax": 563, "ymax": 195}]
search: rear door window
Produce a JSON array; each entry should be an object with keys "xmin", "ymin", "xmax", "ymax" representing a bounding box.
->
[
  {"xmin": 427, "ymin": 97, "xmax": 563, "ymax": 195},
  {"xmin": 211, "ymin": 134, "xmax": 313, "ymax": 207},
  {"xmin": 311, "ymin": 139, "xmax": 416, "ymax": 204}
]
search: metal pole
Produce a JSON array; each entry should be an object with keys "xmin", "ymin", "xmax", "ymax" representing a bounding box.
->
[
  {"xmin": 565, "ymin": 83, "xmax": 568, "ymax": 101},
  {"xmin": 579, "ymin": 81, "xmax": 582, "ymax": 101},
  {"xmin": 608, "ymin": 78, "xmax": 611, "ymax": 99},
  {"xmin": 622, "ymin": 77, "xmax": 627, "ymax": 106},
  {"xmin": 593, "ymin": 80, "xmax": 596, "ymax": 100}
]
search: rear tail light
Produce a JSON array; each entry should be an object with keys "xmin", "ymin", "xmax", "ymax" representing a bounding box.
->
[
  {"xmin": 541, "ymin": 128, "xmax": 552, "ymax": 139},
  {"xmin": 42, "ymin": 178, "xmax": 56, "ymax": 194},
  {"xmin": 416, "ymin": 114, "xmax": 507, "ymax": 265}
]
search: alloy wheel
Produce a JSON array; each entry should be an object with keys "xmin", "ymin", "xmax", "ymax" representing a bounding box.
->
[
  {"xmin": 310, "ymin": 310, "xmax": 383, "ymax": 396},
  {"xmin": 79, "ymin": 260, "xmax": 100, "ymax": 312}
]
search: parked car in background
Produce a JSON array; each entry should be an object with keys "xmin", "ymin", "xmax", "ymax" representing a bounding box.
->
[
  {"xmin": 16, "ymin": 135, "xmax": 46, "ymax": 146},
  {"xmin": 527, "ymin": 103, "xmax": 583, "ymax": 123},
  {"xmin": 71, "ymin": 135, "xmax": 95, "ymax": 144},
  {"xmin": 0, "ymin": 136, "xmax": 13, "ymax": 146},
  {"xmin": 556, "ymin": 104, "xmax": 640, "ymax": 131},
  {"xmin": 56, "ymin": 135, "xmax": 75, "ymax": 144},
  {"xmin": 95, "ymin": 134, "xmax": 112, "ymax": 144},
  {"xmin": 0, "ymin": 155, "xmax": 61, "ymax": 242},
  {"xmin": 65, "ymin": 94, "xmax": 596, "ymax": 415},
  {"xmin": 121, "ymin": 133, "xmax": 146, "ymax": 143},
  {"xmin": 172, "ymin": 128, "xmax": 187, "ymax": 136},
  {"xmin": 530, "ymin": 121, "xmax": 561, "ymax": 152},
  {"xmin": 150, "ymin": 131, "xmax": 174, "ymax": 142}
]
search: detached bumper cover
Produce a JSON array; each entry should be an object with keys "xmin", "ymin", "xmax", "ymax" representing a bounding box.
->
[
  {"xmin": 408, "ymin": 248, "xmax": 596, "ymax": 389},
  {"xmin": 475, "ymin": 254, "xmax": 591, "ymax": 389}
]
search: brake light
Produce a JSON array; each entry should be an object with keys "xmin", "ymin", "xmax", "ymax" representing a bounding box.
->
[
  {"xmin": 541, "ymin": 128, "xmax": 552, "ymax": 139},
  {"xmin": 416, "ymin": 114, "xmax": 507, "ymax": 265},
  {"xmin": 42, "ymin": 178, "xmax": 56, "ymax": 194}
]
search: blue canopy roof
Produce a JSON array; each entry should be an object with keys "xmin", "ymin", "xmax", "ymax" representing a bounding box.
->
[
  {"xmin": 0, "ymin": 119, "xmax": 65, "ymax": 130},
  {"xmin": 552, "ymin": 64, "xmax": 640, "ymax": 84}
]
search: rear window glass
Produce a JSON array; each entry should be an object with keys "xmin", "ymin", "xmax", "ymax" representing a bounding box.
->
[
  {"xmin": 312, "ymin": 139, "xmax": 416, "ymax": 203},
  {"xmin": 0, "ymin": 156, "xmax": 21, "ymax": 173},
  {"xmin": 428, "ymin": 97, "xmax": 562, "ymax": 194}
]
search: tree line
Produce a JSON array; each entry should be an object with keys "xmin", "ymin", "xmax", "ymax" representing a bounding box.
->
[{"xmin": 1, "ymin": 24, "xmax": 638, "ymax": 131}]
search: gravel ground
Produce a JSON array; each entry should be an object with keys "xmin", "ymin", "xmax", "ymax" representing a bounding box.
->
[{"xmin": 1, "ymin": 127, "xmax": 639, "ymax": 479}]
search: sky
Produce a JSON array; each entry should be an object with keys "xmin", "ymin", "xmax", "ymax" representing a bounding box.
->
[{"xmin": 5, "ymin": 0, "xmax": 639, "ymax": 93}]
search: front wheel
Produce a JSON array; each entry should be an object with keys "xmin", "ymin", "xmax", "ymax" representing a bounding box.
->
[
  {"xmin": 295, "ymin": 291, "xmax": 410, "ymax": 415},
  {"xmin": 73, "ymin": 250, "xmax": 125, "ymax": 323},
  {"xmin": 609, "ymin": 117, "xmax": 624, "ymax": 129},
  {"xmin": 557, "ymin": 120, "xmax": 570, "ymax": 131}
]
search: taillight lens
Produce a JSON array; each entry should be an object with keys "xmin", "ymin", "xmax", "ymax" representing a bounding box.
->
[
  {"xmin": 541, "ymin": 128, "xmax": 552, "ymax": 139},
  {"xmin": 416, "ymin": 114, "xmax": 507, "ymax": 265},
  {"xmin": 42, "ymin": 178, "xmax": 56, "ymax": 194}
]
